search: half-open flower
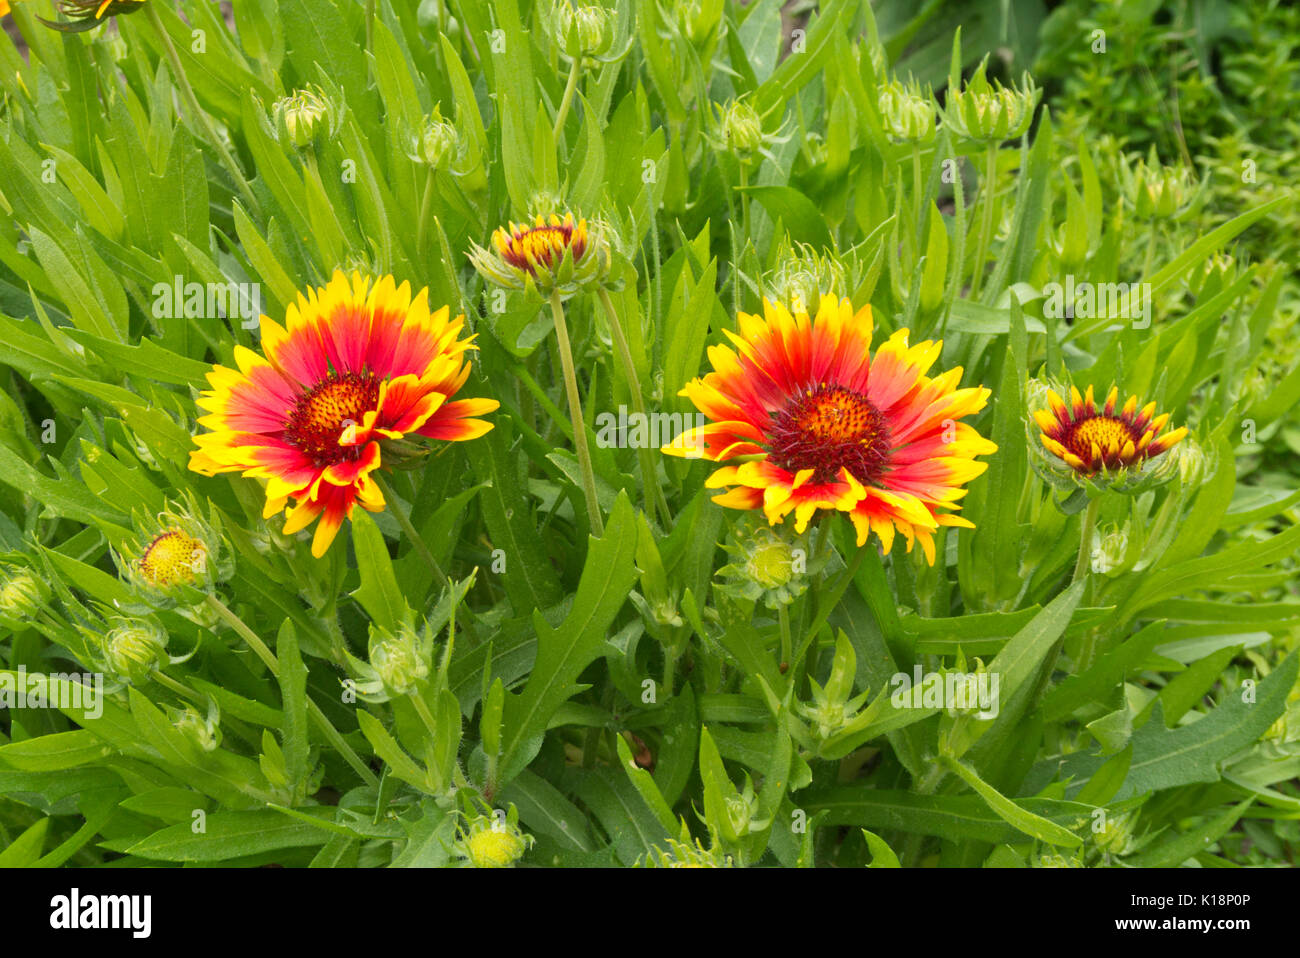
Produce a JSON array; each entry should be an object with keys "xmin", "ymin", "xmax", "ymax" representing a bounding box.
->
[
  {"xmin": 1031, "ymin": 382, "xmax": 1187, "ymax": 494},
  {"xmin": 189, "ymin": 272, "xmax": 498, "ymax": 557},
  {"xmin": 469, "ymin": 213, "xmax": 609, "ymax": 298},
  {"xmin": 662, "ymin": 296, "xmax": 996, "ymax": 564}
]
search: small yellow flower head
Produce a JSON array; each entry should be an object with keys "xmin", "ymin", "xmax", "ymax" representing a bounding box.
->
[
  {"xmin": 409, "ymin": 108, "xmax": 460, "ymax": 171},
  {"xmin": 274, "ymin": 86, "xmax": 334, "ymax": 150},
  {"xmin": 555, "ymin": 0, "xmax": 615, "ymax": 61},
  {"xmin": 470, "ymin": 212, "xmax": 610, "ymax": 298},
  {"xmin": 878, "ymin": 79, "xmax": 937, "ymax": 144},
  {"xmin": 138, "ymin": 528, "xmax": 207, "ymax": 590},
  {"xmin": 456, "ymin": 810, "xmax": 534, "ymax": 868},
  {"xmin": 717, "ymin": 515, "xmax": 838, "ymax": 611},
  {"xmin": 717, "ymin": 99, "xmax": 764, "ymax": 157},
  {"xmin": 942, "ymin": 61, "xmax": 1039, "ymax": 143},
  {"xmin": 115, "ymin": 499, "xmax": 231, "ymax": 607},
  {"xmin": 102, "ymin": 617, "xmax": 168, "ymax": 685},
  {"xmin": 0, "ymin": 564, "xmax": 48, "ymax": 627}
]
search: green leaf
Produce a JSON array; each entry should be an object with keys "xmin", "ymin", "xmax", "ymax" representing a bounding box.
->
[
  {"xmin": 1028, "ymin": 652, "xmax": 1299, "ymax": 800},
  {"xmin": 349, "ymin": 510, "xmax": 409, "ymax": 633},
  {"xmin": 497, "ymin": 494, "xmax": 639, "ymax": 784},
  {"xmin": 943, "ymin": 755, "xmax": 1083, "ymax": 847},
  {"xmin": 125, "ymin": 810, "xmax": 330, "ymax": 862}
]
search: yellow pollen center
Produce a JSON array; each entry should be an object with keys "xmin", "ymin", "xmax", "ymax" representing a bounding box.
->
[
  {"xmin": 139, "ymin": 529, "xmax": 205, "ymax": 587},
  {"xmin": 1072, "ymin": 416, "xmax": 1132, "ymax": 453}
]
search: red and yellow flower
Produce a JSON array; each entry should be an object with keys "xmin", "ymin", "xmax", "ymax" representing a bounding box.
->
[
  {"xmin": 469, "ymin": 212, "xmax": 609, "ymax": 297},
  {"xmin": 662, "ymin": 296, "xmax": 996, "ymax": 564},
  {"xmin": 1033, "ymin": 383, "xmax": 1187, "ymax": 483},
  {"xmin": 189, "ymin": 272, "xmax": 498, "ymax": 557}
]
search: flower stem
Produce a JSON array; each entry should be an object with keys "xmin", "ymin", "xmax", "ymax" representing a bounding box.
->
[
  {"xmin": 597, "ymin": 287, "xmax": 670, "ymax": 525},
  {"xmin": 553, "ymin": 55, "xmax": 583, "ymax": 142},
  {"xmin": 778, "ymin": 604, "xmax": 792, "ymax": 672},
  {"xmin": 1071, "ymin": 496, "xmax": 1100, "ymax": 585},
  {"xmin": 911, "ymin": 143, "xmax": 924, "ymax": 235},
  {"xmin": 372, "ymin": 473, "xmax": 451, "ymax": 595},
  {"xmin": 204, "ymin": 594, "xmax": 379, "ymax": 788},
  {"xmin": 969, "ymin": 141, "xmax": 999, "ymax": 300},
  {"xmin": 416, "ymin": 167, "xmax": 437, "ymax": 270},
  {"xmin": 550, "ymin": 290, "xmax": 604, "ymax": 538},
  {"xmin": 364, "ymin": 0, "xmax": 376, "ymax": 54},
  {"xmin": 145, "ymin": 3, "xmax": 259, "ymax": 216}
]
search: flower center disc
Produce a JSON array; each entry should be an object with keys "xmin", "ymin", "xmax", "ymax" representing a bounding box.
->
[
  {"xmin": 768, "ymin": 384, "xmax": 891, "ymax": 485},
  {"xmin": 139, "ymin": 529, "xmax": 204, "ymax": 587},
  {"xmin": 285, "ymin": 371, "xmax": 380, "ymax": 465},
  {"xmin": 1067, "ymin": 415, "xmax": 1136, "ymax": 457},
  {"xmin": 507, "ymin": 226, "xmax": 582, "ymax": 272}
]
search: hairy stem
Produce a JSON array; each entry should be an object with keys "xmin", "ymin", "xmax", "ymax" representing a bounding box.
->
[{"xmin": 550, "ymin": 290, "xmax": 604, "ymax": 537}]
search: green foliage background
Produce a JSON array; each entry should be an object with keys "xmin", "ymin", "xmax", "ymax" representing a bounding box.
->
[{"xmin": 0, "ymin": 0, "xmax": 1296, "ymax": 867}]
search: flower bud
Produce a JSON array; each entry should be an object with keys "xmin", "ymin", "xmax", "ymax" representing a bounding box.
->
[
  {"xmin": 717, "ymin": 99, "xmax": 764, "ymax": 157},
  {"xmin": 274, "ymin": 86, "xmax": 333, "ymax": 150},
  {"xmin": 1091, "ymin": 522, "xmax": 1130, "ymax": 576},
  {"xmin": 0, "ymin": 564, "xmax": 49, "ymax": 628},
  {"xmin": 878, "ymin": 79, "xmax": 937, "ymax": 144},
  {"xmin": 410, "ymin": 109, "xmax": 459, "ymax": 170},
  {"xmin": 138, "ymin": 528, "xmax": 208, "ymax": 590},
  {"xmin": 556, "ymin": 0, "xmax": 614, "ymax": 61},
  {"xmin": 766, "ymin": 242, "xmax": 848, "ymax": 317},
  {"xmin": 102, "ymin": 617, "xmax": 168, "ymax": 684},
  {"xmin": 943, "ymin": 63, "xmax": 1038, "ymax": 143},
  {"xmin": 1120, "ymin": 150, "xmax": 1203, "ymax": 222},
  {"xmin": 170, "ymin": 703, "xmax": 222, "ymax": 752},
  {"xmin": 1093, "ymin": 808, "xmax": 1139, "ymax": 856},
  {"xmin": 637, "ymin": 835, "xmax": 732, "ymax": 868},
  {"xmin": 370, "ymin": 628, "xmax": 429, "ymax": 698}
]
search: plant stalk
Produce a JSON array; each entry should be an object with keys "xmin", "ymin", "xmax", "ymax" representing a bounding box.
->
[
  {"xmin": 550, "ymin": 290, "xmax": 604, "ymax": 537},
  {"xmin": 597, "ymin": 286, "xmax": 670, "ymax": 524}
]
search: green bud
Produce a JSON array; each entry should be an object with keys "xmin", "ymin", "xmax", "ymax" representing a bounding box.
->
[
  {"xmin": 170, "ymin": 703, "xmax": 221, "ymax": 752},
  {"xmin": 943, "ymin": 62, "xmax": 1038, "ymax": 143},
  {"xmin": 1119, "ymin": 149, "xmax": 1203, "ymax": 221},
  {"xmin": 718, "ymin": 99, "xmax": 764, "ymax": 157},
  {"xmin": 0, "ymin": 564, "xmax": 48, "ymax": 627},
  {"xmin": 766, "ymin": 241, "xmax": 848, "ymax": 317},
  {"xmin": 370, "ymin": 627, "xmax": 429, "ymax": 697},
  {"xmin": 410, "ymin": 109, "xmax": 459, "ymax": 170},
  {"xmin": 274, "ymin": 86, "xmax": 333, "ymax": 150},
  {"xmin": 556, "ymin": 1, "xmax": 615, "ymax": 61},
  {"xmin": 878, "ymin": 79, "xmax": 937, "ymax": 144},
  {"xmin": 103, "ymin": 617, "xmax": 169, "ymax": 685}
]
